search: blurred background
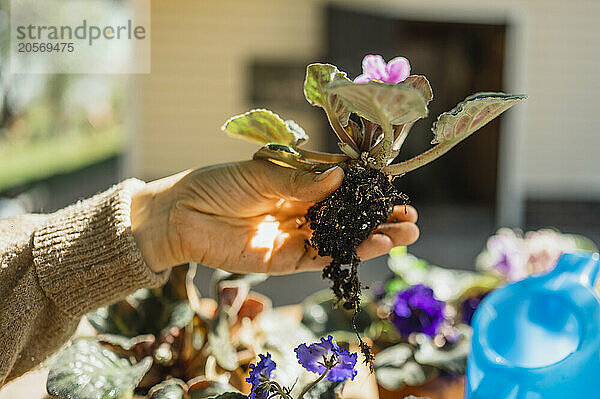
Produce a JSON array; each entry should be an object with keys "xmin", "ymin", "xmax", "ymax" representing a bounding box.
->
[{"xmin": 1, "ymin": 0, "xmax": 599, "ymax": 305}]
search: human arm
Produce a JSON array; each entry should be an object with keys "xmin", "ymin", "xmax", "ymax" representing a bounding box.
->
[{"xmin": 0, "ymin": 180, "xmax": 168, "ymax": 385}]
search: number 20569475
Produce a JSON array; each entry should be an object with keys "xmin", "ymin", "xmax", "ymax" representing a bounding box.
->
[{"xmin": 17, "ymin": 42, "xmax": 74, "ymax": 52}]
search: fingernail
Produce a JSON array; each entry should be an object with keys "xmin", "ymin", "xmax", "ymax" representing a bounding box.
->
[{"xmin": 314, "ymin": 166, "xmax": 339, "ymax": 182}]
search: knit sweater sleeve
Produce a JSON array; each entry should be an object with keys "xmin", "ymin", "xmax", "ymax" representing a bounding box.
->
[{"xmin": 0, "ymin": 179, "xmax": 169, "ymax": 385}]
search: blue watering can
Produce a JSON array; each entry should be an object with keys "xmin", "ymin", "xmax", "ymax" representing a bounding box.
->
[{"xmin": 466, "ymin": 251, "xmax": 600, "ymax": 398}]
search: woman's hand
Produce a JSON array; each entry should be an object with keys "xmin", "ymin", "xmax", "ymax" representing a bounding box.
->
[{"xmin": 131, "ymin": 160, "xmax": 419, "ymax": 274}]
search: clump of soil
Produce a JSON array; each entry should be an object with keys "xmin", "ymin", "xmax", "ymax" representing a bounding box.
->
[{"xmin": 306, "ymin": 164, "xmax": 408, "ymax": 365}]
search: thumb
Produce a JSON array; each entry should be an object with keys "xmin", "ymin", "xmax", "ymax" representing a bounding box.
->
[{"xmin": 265, "ymin": 164, "xmax": 344, "ymax": 203}]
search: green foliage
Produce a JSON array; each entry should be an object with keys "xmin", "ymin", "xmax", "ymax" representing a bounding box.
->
[
  {"xmin": 47, "ymin": 339, "xmax": 152, "ymax": 399},
  {"xmin": 221, "ymin": 109, "xmax": 308, "ymax": 146},
  {"xmin": 374, "ymin": 344, "xmax": 435, "ymax": 391},
  {"xmin": 149, "ymin": 378, "xmax": 247, "ymax": 399},
  {"xmin": 325, "ymin": 80, "xmax": 428, "ymax": 167},
  {"xmin": 223, "ymin": 59, "xmax": 525, "ymax": 177},
  {"xmin": 207, "ymin": 317, "xmax": 238, "ymax": 371},
  {"xmin": 326, "ymin": 80, "xmax": 428, "ymax": 127},
  {"xmin": 413, "ymin": 326, "xmax": 471, "ymax": 375},
  {"xmin": 87, "ymin": 266, "xmax": 194, "ymax": 337},
  {"xmin": 303, "ymin": 63, "xmax": 351, "ymax": 126},
  {"xmin": 301, "ymin": 290, "xmax": 373, "ymax": 338},
  {"xmin": 149, "ymin": 379, "xmax": 187, "ymax": 399},
  {"xmin": 301, "ymin": 379, "xmax": 345, "ymax": 399},
  {"xmin": 188, "ymin": 380, "xmax": 246, "ymax": 399}
]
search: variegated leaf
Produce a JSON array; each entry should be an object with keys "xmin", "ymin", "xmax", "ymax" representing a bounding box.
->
[
  {"xmin": 304, "ymin": 63, "xmax": 351, "ymax": 126},
  {"xmin": 221, "ymin": 109, "xmax": 308, "ymax": 146},
  {"xmin": 432, "ymin": 92, "xmax": 526, "ymax": 144},
  {"xmin": 284, "ymin": 119, "xmax": 309, "ymax": 146},
  {"xmin": 403, "ymin": 75, "xmax": 433, "ymax": 103},
  {"xmin": 47, "ymin": 339, "xmax": 152, "ymax": 399},
  {"xmin": 383, "ymin": 92, "xmax": 526, "ymax": 176},
  {"xmin": 325, "ymin": 80, "xmax": 428, "ymax": 126},
  {"xmin": 149, "ymin": 379, "xmax": 187, "ymax": 399}
]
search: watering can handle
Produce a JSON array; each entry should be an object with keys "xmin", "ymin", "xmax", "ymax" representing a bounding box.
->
[{"xmin": 551, "ymin": 251, "xmax": 600, "ymax": 287}]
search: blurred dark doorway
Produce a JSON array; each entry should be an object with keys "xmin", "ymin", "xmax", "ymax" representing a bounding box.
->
[{"xmin": 326, "ymin": 6, "xmax": 507, "ymax": 268}]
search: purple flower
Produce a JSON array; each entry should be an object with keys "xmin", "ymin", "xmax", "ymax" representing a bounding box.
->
[
  {"xmin": 246, "ymin": 353, "xmax": 276, "ymax": 399},
  {"xmin": 391, "ymin": 284, "xmax": 445, "ymax": 338},
  {"xmin": 294, "ymin": 336, "xmax": 357, "ymax": 382},
  {"xmin": 476, "ymin": 228, "xmax": 577, "ymax": 282},
  {"xmin": 354, "ymin": 54, "xmax": 411, "ymax": 84},
  {"xmin": 460, "ymin": 292, "xmax": 488, "ymax": 325}
]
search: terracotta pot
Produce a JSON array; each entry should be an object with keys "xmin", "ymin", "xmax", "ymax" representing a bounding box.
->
[{"xmin": 378, "ymin": 376, "xmax": 464, "ymax": 399}]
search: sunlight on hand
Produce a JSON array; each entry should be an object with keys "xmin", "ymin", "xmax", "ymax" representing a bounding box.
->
[{"xmin": 251, "ymin": 215, "xmax": 289, "ymax": 261}]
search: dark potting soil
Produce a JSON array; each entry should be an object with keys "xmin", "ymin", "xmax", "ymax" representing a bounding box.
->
[{"xmin": 306, "ymin": 164, "xmax": 408, "ymax": 366}]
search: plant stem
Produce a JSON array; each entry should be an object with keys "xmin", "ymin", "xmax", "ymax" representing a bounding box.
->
[
  {"xmin": 266, "ymin": 381, "xmax": 293, "ymax": 399},
  {"xmin": 296, "ymin": 148, "xmax": 349, "ymax": 163},
  {"xmin": 325, "ymin": 107, "xmax": 358, "ymax": 152},
  {"xmin": 371, "ymin": 119, "xmax": 393, "ymax": 168},
  {"xmin": 297, "ymin": 366, "xmax": 332, "ymax": 399},
  {"xmin": 392, "ymin": 122, "xmax": 413, "ymax": 152},
  {"xmin": 382, "ymin": 140, "xmax": 459, "ymax": 175}
]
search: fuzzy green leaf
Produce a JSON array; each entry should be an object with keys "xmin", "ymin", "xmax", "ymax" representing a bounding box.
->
[
  {"xmin": 188, "ymin": 379, "xmax": 245, "ymax": 399},
  {"xmin": 302, "ymin": 379, "xmax": 345, "ymax": 399},
  {"xmin": 304, "ymin": 63, "xmax": 351, "ymax": 126},
  {"xmin": 149, "ymin": 379, "xmax": 187, "ymax": 399},
  {"xmin": 301, "ymin": 290, "xmax": 372, "ymax": 343},
  {"xmin": 222, "ymin": 109, "xmax": 308, "ymax": 146},
  {"xmin": 403, "ymin": 75, "xmax": 433, "ymax": 103},
  {"xmin": 207, "ymin": 317, "xmax": 238, "ymax": 371},
  {"xmin": 432, "ymin": 92, "xmax": 526, "ymax": 144},
  {"xmin": 383, "ymin": 92, "xmax": 526, "ymax": 176},
  {"xmin": 373, "ymin": 344, "xmax": 437, "ymax": 391},
  {"xmin": 87, "ymin": 295, "xmax": 192, "ymax": 338},
  {"xmin": 326, "ymin": 80, "xmax": 428, "ymax": 127},
  {"xmin": 414, "ymin": 325, "xmax": 472, "ymax": 375},
  {"xmin": 47, "ymin": 339, "xmax": 152, "ymax": 399},
  {"xmin": 87, "ymin": 266, "xmax": 195, "ymax": 337}
]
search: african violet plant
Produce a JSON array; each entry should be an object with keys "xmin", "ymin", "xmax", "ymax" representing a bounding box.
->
[
  {"xmin": 244, "ymin": 336, "xmax": 357, "ymax": 399},
  {"xmin": 222, "ymin": 54, "xmax": 526, "ymax": 362}
]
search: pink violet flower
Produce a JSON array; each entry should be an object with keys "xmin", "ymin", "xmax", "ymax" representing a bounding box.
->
[{"xmin": 354, "ymin": 54, "xmax": 411, "ymax": 84}]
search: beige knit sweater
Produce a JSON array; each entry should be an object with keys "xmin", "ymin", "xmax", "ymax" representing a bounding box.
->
[{"xmin": 0, "ymin": 179, "xmax": 169, "ymax": 386}]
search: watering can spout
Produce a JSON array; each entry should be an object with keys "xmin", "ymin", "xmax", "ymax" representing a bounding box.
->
[{"xmin": 551, "ymin": 251, "xmax": 600, "ymax": 287}]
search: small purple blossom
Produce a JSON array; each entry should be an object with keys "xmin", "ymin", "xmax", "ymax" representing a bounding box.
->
[
  {"xmin": 246, "ymin": 353, "xmax": 276, "ymax": 399},
  {"xmin": 354, "ymin": 54, "xmax": 411, "ymax": 84},
  {"xmin": 476, "ymin": 228, "xmax": 577, "ymax": 281},
  {"xmin": 391, "ymin": 284, "xmax": 446, "ymax": 338},
  {"xmin": 294, "ymin": 335, "xmax": 357, "ymax": 382},
  {"xmin": 460, "ymin": 292, "xmax": 488, "ymax": 325}
]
